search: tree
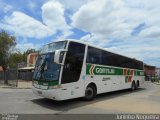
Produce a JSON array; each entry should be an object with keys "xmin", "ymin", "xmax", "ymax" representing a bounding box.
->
[
  {"xmin": 8, "ymin": 52, "xmax": 24, "ymax": 68},
  {"xmin": 25, "ymin": 49, "xmax": 36, "ymax": 54},
  {"xmin": 0, "ymin": 30, "xmax": 16, "ymax": 70},
  {"xmin": 8, "ymin": 48, "xmax": 37, "ymax": 68}
]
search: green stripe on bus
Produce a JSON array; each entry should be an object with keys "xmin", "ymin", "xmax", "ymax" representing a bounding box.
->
[
  {"xmin": 33, "ymin": 80, "xmax": 59, "ymax": 86},
  {"xmin": 127, "ymin": 69, "xmax": 130, "ymax": 75},
  {"xmin": 86, "ymin": 64, "xmax": 144, "ymax": 76},
  {"xmin": 86, "ymin": 64, "xmax": 123, "ymax": 75},
  {"xmin": 134, "ymin": 70, "xmax": 144, "ymax": 76},
  {"xmin": 86, "ymin": 64, "xmax": 92, "ymax": 75}
]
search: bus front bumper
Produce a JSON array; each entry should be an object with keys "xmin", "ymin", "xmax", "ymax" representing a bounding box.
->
[{"xmin": 32, "ymin": 86, "xmax": 62, "ymax": 101}]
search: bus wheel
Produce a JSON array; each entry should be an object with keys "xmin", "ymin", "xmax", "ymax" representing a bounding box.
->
[
  {"xmin": 84, "ymin": 85, "xmax": 96, "ymax": 101},
  {"xmin": 136, "ymin": 80, "xmax": 140, "ymax": 89},
  {"xmin": 131, "ymin": 81, "xmax": 136, "ymax": 91}
]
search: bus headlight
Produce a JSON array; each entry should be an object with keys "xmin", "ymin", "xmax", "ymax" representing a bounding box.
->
[
  {"xmin": 48, "ymin": 85, "xmax": 61, "ymax": 89},
  {"xmin": 35, "ymin": 81, "xmax": 38, "ymax": 84},
  {"xmin": 33, "ymin": 81, "xmax": 38, "ymax": 86}
]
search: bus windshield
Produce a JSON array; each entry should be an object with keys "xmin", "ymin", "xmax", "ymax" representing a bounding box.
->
[
  {"xmin": 33, "ymin": 41, "xmax": 66, "ymax": 81},
  {"xmin": 41, "ymin": 41, "xmax": 66, "ymax": 54}
]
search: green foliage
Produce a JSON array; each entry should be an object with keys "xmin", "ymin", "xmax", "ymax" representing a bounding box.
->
[
  {"xmin": 0, "ymin": 30, "xmax": 38, "ymax": 69},
  {"xmin": 8, "ymin": 49, "xmax": 37, "ymax": 68},
  {"xmin": 25, "ymin": 49, "xmax": 36, "ymax": 54},
  {"xmin": 8, "ymin": 52, "xmax": 24, "ymax": 68},
  {"xmin": 0, "ymin": 30, "xmax": 16, "ymax": 70}
]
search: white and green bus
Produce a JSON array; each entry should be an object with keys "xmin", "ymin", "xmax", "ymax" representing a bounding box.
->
[{"xmin": 32, "ymin": 40, "xmax": 144, "ymax": 101}]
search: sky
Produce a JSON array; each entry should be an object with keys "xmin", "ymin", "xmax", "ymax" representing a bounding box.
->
[{"xmin": 0, "ymin": 0, "xmax": 160, "ymax": 67}]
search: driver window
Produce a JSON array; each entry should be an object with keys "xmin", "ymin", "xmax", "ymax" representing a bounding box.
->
[{"xmin": 61, "ymin": 42, "xmax": 85, "ymax": 84}]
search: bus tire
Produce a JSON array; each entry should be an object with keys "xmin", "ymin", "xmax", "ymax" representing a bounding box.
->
[
  {"xmin": 84, "ymin": 85, "xmax": 96, "ymax": 101},
  {"xmin": 136, "ymin": 80, "xmax": 140, "ymax": 89},
  {"xmin": 131, "ymin": 81, "xmax": 136, "ymax": 91}
]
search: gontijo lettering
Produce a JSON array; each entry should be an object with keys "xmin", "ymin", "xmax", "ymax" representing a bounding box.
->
[{"xmin": 96, "ymin": 68, "xmax": 115, "ymax": 74}]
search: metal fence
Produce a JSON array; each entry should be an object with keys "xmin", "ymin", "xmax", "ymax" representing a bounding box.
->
[
  {"xmin": 0, "ymin": 69, "xmax": 33, "ymax": 87},
  {"xmin": 0, "ymin": 69, "xmax": 18, "ymax": 87},
  {"xmin": 0, "ymin": 72, "xmax": 5, "ymax": 85},
  {"xmin": 18, "ymin": 71, "xmax": 33, "ymax": 81}
]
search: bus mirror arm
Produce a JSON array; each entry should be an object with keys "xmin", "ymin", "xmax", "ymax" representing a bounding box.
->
[{"xmin": 54, "ymin": 49, "xmax": 67, "ymax": 65}]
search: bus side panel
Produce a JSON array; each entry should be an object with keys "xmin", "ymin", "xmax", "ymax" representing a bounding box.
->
[
  {"xmin": 59, "ymin": 80, "xmax": 84, "ymax": 100},
  {"xmin": 85, "ymin": 75, "xmax": 108, "ymax": 94},
  {"xmin": 57, "ymin": 55, "xmax": 88, "ymax": 100}
]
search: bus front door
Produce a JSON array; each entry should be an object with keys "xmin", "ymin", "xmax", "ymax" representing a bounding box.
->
[{"xmin": 60, "ymin": 42, "xmax": 85, "ymax": 99}]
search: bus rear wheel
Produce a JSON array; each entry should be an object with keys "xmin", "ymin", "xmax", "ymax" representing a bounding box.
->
[
  {"xmin": 136, "ymin": 80, "xmax": 140, "ymax": 89},
  {"xmin": 84, "ymin": 85, "xmax": 96, "ymax": 101},
  {"xmin": 131, "ymin": 81, "xmax": 136, "ymax": 91}
]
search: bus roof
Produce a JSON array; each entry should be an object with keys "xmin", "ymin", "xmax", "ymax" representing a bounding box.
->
[{"xmin": 46, "ymin": 39, "xmax": 143, "ymax": 63}]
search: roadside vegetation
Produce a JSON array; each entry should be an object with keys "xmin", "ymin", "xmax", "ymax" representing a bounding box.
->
[{"xmin": 0, "ymin": 30, "xmax": 36, "ymax": 70}]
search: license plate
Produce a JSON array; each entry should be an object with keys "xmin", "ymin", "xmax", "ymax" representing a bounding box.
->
[{"xmin": 37, "ymin": 91, "xmax": 42, "ymax": 94}]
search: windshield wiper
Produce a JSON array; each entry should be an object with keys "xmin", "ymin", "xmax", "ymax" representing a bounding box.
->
[
  {"xmin": 34, "ymin": 57, "xmax": 47, "ymax": 80},
  {"xmin": 39, "ymin": 60, "xmax": 47, "ymax": 79}
]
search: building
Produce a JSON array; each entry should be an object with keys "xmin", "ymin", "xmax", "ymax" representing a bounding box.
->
[
  {"xmin": 27, "ymin": 53, "xmax": 38, "ymax": 67},
  {"xmin": 18, "ymin": 53, "xmax": 38, "ymax": 80},
  {"xmin": 156, "ymin": 68, "xmax": 160, "ymax": 80},
  {"xmin": 144, "ymin": 64, "xmax": 156, "ymax": 81}
]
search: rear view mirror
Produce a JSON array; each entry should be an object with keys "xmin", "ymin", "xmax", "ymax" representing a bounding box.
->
[{"xmin": 54, "ymin": 49, "xmax": 67, "ymax": 65}]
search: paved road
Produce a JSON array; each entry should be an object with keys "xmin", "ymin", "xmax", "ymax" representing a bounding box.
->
[{"xmin": 0, "ymin": 82, "xmax": 160, "ymax": 114}]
